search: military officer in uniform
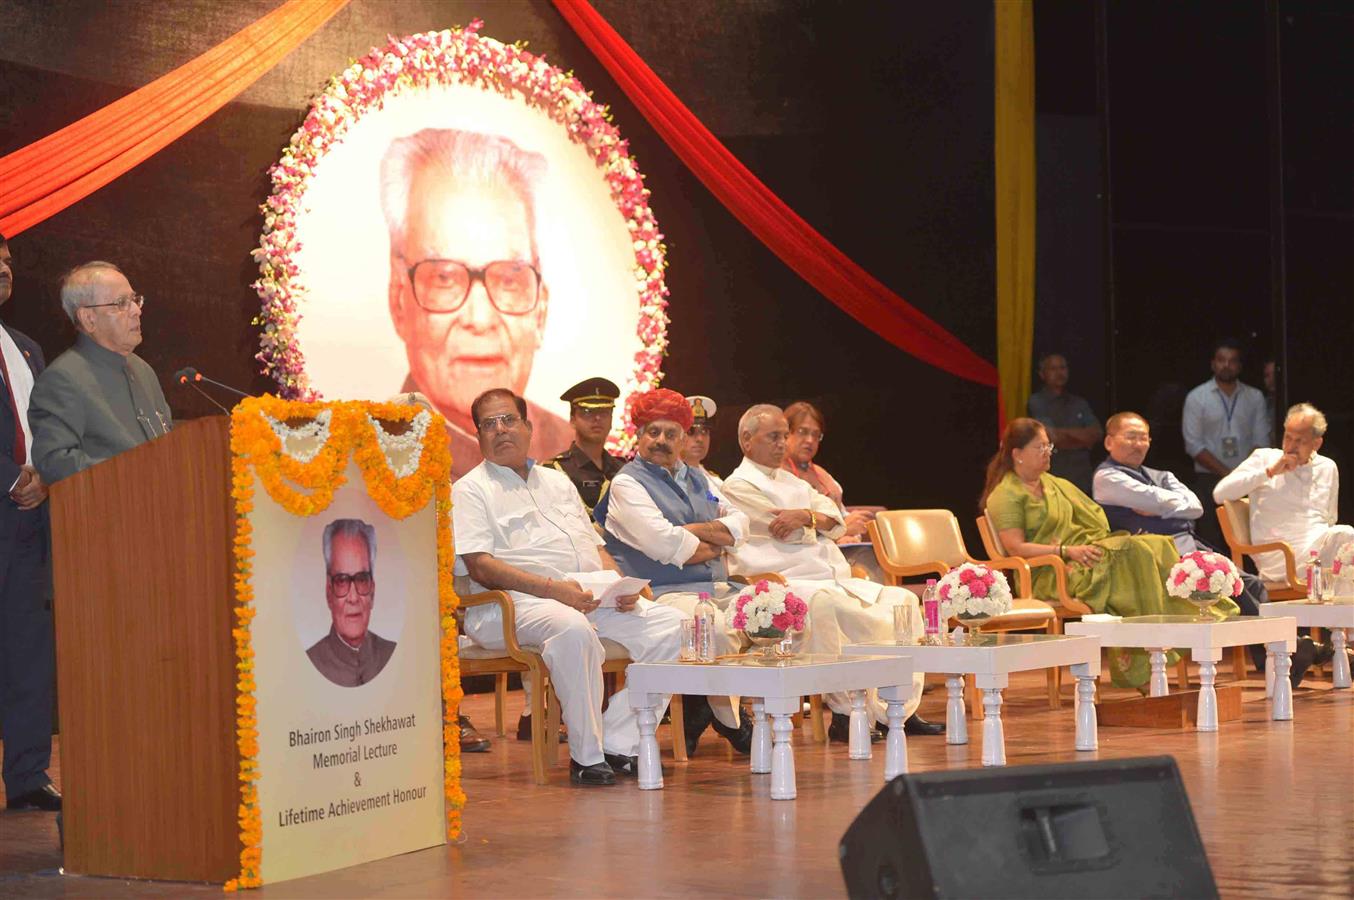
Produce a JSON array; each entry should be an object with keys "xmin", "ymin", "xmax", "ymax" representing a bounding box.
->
[
  {"xmin": 544, "ymin": 377, "xmax": 625, "ymax": 519},
  {"xmin": 681, "ymin": 395, "xmax": 722, "ymax": 490}
]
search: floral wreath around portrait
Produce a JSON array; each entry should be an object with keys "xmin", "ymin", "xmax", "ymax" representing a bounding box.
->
[{"xmin": 253, "ymin": 20, "xmax": 669, "ymax": 455}]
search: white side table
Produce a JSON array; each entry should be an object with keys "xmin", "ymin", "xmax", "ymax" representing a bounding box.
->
[
  {"xmin": 626, "ymin": 653, "xmax": 914, "ymax": 799},
  {"xmin": 1066, "ymin": 615, "xmax": 1298, "ymax": 731},
  {"xmin": 1259, "ymin": 601, "xmax": 1352, "ymax": 689},
  {"xmin": 844, "ymin": 634, "xmax": 1101, "ymax": 767}
]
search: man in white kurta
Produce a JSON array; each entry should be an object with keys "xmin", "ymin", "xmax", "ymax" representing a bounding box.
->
[
  {"xmin": 720, "ymin": 405, "xmax": 936, "ymax": 738},
  {"xmin": 1214, "ymin": 403, "xmax": 1352, "ymax": 584},
  {"xmin": 452, "ymin": 390, "xmax": 684, "ymax": 785}
]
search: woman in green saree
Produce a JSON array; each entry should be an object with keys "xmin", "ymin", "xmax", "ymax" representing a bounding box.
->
[{"xmin": 981, "ymin": 418, "xmax": 1239, "ymax": 688}]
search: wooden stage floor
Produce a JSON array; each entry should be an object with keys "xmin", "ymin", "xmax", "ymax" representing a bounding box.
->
[{"xmin": 1, "ymin": 665, "xmax": 1350, "ymax": 899}]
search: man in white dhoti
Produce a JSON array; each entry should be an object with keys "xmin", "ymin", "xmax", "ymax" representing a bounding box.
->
[
  {"xmin": 720, "ymin": 404, "xmax": 942, "ymax": 739},
  {"xmin": 594, "ymin": 388, "xmax": 755, "ymax": 756},
  {"xmin": 1214, "ymin": 402, "xmax": 1353, "ymax": 584},
  {"xmin": 452, "ymin": 388, "xmax": 685, "ymax": 786}
]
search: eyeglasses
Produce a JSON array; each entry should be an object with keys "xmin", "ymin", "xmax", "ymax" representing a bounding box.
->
[
  {"xmin": 329, "ymin": 571, "xmax": 374, "ymax": 598},
  {"xmin": 405, "ymin": 258, "xmax": 541, "ymax": 314},
  {"xmin": 476, "ymin": 413, "xmax": 523, "ymax": 433},
  {"xmin": 688, "ymin": 424, "xmax": 710, "ymax": 436},
  {"xmin": 1028, "ymin": 442, "xmax": 1057, "ymax": 455},
  {"xmin": 84, "ymin": 293, "xmax": 145, "ymax": 313},
  {"xmin": 794, "ymin": 427, "xmax": 824, "ymax": 443}
]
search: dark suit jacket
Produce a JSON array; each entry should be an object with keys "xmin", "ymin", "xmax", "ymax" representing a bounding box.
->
[
  {"xmin": 0, "ymin": 324, "xmax": 48, "ymax": 565},
  {"xmin": 0, "ymin": 325, "xmax": 44, "ymax": 493}
]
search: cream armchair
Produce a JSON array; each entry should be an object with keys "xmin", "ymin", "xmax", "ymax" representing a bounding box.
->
[
  {"xmin": 1217, "ymin": 500, "xmax": 1307, "ymax": 600},
  {"xmin": 868, "ymin": 510, "xmax": 1060, "ymax": 709}
]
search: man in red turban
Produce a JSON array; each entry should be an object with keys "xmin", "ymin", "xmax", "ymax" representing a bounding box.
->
[{"xmin": 593, "ymin": 387, "xmax": 753, "ymax": 758}]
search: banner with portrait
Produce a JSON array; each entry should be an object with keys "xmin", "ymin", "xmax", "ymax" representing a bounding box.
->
[
  {"xmin": 227, "ymin": 397, "xmax": 461, "ymax": 889},
  {"xmin": 255, "ymin": 24, "xmax": 672, "ymax": 474}
]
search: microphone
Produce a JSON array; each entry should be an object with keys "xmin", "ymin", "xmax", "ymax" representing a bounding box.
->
[{"xmin": 173, "ymin": 366, "xmax": 254, "ymax": 415}]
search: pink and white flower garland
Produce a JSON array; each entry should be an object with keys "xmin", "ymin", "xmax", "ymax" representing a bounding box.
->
[
  {"xmin": 937, "ymin": 563, "xmax": 1013, "ymax": 620},
  {"xmin": 252, "ymin": 21, "xmax": 670, "ymax": 454},
  {"xmin": 730, "ymin": 580, "xmax": 808, "ymax": 637},
  {"xmin": 1166, "ymin": 550, "xmax": 1244, "ymax": 601}
]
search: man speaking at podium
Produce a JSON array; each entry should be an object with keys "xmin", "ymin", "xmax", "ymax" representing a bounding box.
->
[{"xmin": 29, "ymin": 261, "xmax": 173, "ymax": 484}]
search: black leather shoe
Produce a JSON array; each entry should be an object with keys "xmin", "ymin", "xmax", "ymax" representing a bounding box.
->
[
  {"xmin": 7, "ymin": 784, "xmax": 62, "ymax": 811},
  {"xmin": 827, "ymin": 712, "xmax": 884, "ymax": 744},
  {"xmin": 458, "ymin": 715, "xmax": 490, "ymax": 753},
  {"xmin": 682, "ymin": 695, "xmax": 715, "ymax": 757},
  {"xmin": 516, "ymin": 713, "xmax": 568, "ymax": 744},
  {"xmin": 569, "ymin": 759, "xmax": 616, "ymax": 786},
  {"xmin": 902, "ymin": 714, "xmax": 945, "ymax": 736},
  {"xmin": 1312, "ymin": 637, "xmax": 1336, "ymax": 667},
  {"xmin": 710, "ymin": 714, "xmax": 754, "ymax": 755},
  {"xmin": 603, "ymin": 752, "xmax": 671, "ymax": 778}
]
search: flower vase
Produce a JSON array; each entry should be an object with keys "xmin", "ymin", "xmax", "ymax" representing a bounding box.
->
[
  {"xmin": 1187, "ymin": 592, "xmax": 1223, "ymax": 621},
  {"xmin": 743, "ymin": 629, "xmax": 794, "ymax": 661},
  {"xmin": 956, "ymin": 615, "xmax": 991, "ymax": 644}
]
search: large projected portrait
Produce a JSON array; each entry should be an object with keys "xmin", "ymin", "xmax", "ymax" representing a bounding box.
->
[{"xmin": 256, "ymin": 26, "xmax": 671, "ymax": 476}]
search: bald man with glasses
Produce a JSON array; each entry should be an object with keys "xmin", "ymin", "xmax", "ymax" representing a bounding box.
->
[{"xmin": 29, "ymin": 261, "xmax": 172, "ymax": 484}]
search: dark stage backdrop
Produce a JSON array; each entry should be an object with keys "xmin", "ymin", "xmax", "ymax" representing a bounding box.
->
[{"xmin": 0, "ymin": 0, "xmax": 999, "ymax": 531}]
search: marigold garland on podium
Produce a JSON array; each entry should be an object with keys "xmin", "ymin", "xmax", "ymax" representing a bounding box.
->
[{"xmin": 48, "ymin": 398, "xmax": 463, "ymax": 889}]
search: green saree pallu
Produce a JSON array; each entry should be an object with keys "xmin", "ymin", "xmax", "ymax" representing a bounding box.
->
[{"xmin": 987, "ymin": 472, "xmax": 1240, "ymax": 687}]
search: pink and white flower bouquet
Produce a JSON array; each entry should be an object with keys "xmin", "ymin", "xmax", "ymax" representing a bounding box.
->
[
  {"xmin": 731, "ymin": 579, "xmax": 808, "ymax": 641},
  {"xmin": 937, "ymin": 563, "xmax": 1013, "ymax": 620},
  {"xmin": 1166, "ymin": 550, "xmax": 1243, "ymax": 616}
]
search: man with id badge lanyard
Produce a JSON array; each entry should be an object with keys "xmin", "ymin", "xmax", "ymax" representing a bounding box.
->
[{"xmin": 1182, "ymin": 339, "xmax": 1269, "ymax": 549}]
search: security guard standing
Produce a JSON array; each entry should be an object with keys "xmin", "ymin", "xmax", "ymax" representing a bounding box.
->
[{"xmin": 545, "ymin": 377, "xmax": 625, "ymax": 519}]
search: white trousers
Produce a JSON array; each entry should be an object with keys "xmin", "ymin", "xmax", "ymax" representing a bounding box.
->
[
  {"xmin": 799, "ymin": 585, "xmax": 924, "ymax": 723},
  {"xmin": 466, "ymin": 597, "xmax": 684, "ymax": 766},
  {"xmin": 655, "ymin": 589, "xmax": 744, "ymax": 728},
  {"xmin": 1256, "ymin": 524, "xmax": 1354, "ymax": 584}
]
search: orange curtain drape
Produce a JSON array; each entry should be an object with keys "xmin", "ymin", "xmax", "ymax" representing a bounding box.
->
[{"xmin": 0, "ymin": 0, "xmax": 348, "ymax": 238}]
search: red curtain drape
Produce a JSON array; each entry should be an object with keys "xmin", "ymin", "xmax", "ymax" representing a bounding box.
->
[
  {"xmin": 551, "ymin": 0, "xmax": 998, "ymax": 389},
  {"xmin": 0, "ymin": 0, "xmax": 348, "ymax": 238}
]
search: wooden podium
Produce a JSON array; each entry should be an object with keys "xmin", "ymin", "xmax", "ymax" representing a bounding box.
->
[{"xmin": 49, "ymin": 416, "xmax": 241, "ymax": 881}]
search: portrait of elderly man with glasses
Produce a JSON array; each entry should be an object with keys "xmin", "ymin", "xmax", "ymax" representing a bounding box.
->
[
  {"xmin": 29, "ymin": 261, "xmax": 172, "ymax": 484},
  {"xmin": 379, "ymin": 128, "xmax": 573, "ymax": 478},
  {"xmin": 307, "ymin": 518, "xmax": 396, "ymax": 688}
]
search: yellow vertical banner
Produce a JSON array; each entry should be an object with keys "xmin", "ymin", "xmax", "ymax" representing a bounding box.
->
[{"xmin": 995, "ymin": 0, "xmax": 1036, "ymax": 426}]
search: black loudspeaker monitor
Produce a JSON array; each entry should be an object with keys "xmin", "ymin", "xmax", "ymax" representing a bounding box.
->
[{"xmin": 838, "ymin": 756, "xmax": 1217, "ymax": 899}]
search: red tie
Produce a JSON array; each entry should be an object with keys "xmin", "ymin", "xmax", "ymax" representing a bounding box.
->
[{"xmin": 0, "ymin": 350, "xmax": 26, "ymax": 465}]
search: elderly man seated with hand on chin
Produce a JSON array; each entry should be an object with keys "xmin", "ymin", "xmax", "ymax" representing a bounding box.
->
[
  {"xmin": 1214, "ymin": 402, "xmax": 1353, "ymax": 585},
  {"xmin": 594, "ymin": 388, "xmax": 755, "ymax": 757},
  {"xmin": 451, "ymin": 388, "xmax": 685, "ymax": 786},
  {"xmin": 720, "ymin": 404, "xmax": 941, "ymax": 740}
]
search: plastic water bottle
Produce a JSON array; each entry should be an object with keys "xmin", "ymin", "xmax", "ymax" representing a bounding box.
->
[
  {"xmin": 694, "ymin": 591, "xmax": 717, "ymax": 662},
  {"xmin": 922, "ymin": 578, "xmax": 941, "ymax": 645},
  {"xmin": 1306, "ymin": 550, "xmax": 1323, "ymax": 601}
]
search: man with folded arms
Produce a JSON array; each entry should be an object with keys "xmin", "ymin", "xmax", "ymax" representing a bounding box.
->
[
  {"xmin": 1093, "ymin": 411, "xmax": 1324, "ymax": 684},
  {"xmin": 720, "ymin": 404, "xmax": 940, "ymax": 741},
  {"xmin": 595, "ymin": 388, "xmax": 754, "ymax": 756},
  {"xmin": 1215, "ymin": 403, "xmax": 1353, "ymax": 583},
  {"xmin": 452, "ymin": 388, "xmax": 684, "ymax": 786}
]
